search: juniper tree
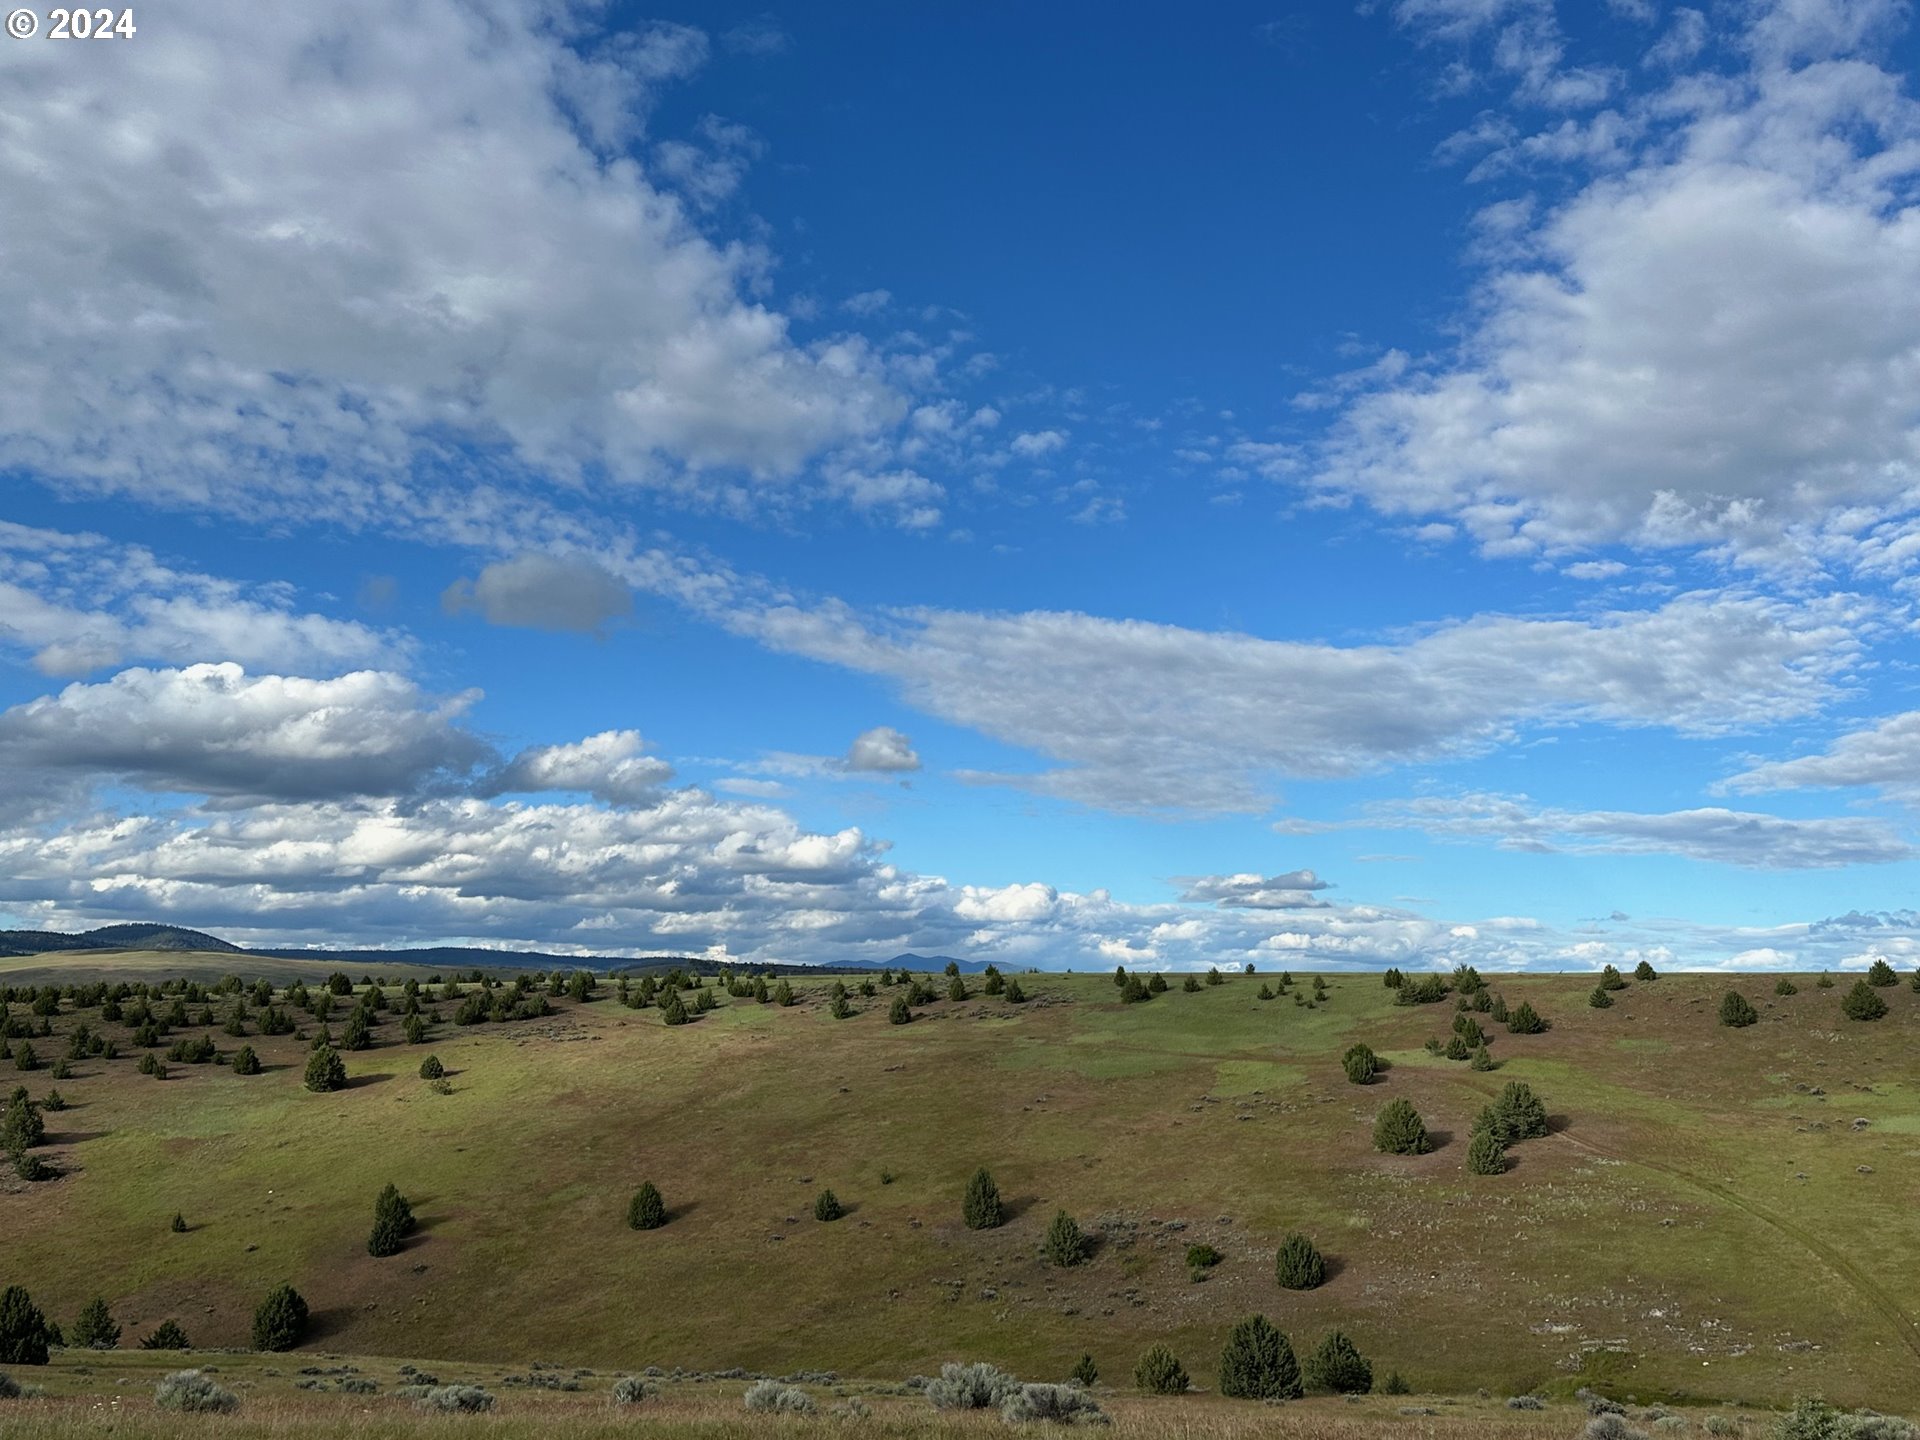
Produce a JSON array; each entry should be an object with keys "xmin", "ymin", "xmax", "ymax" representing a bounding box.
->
[
  {"xmin": 1069, "ymin": 1354, "xmax": 1098, "ymax": 1386},
  {"xmin": 0, "ymin": 1286, "xmax": 50, "ymax": 1364},
  {"xmin": 1775, "ymin": 977, "xmax": 1799, "ymax": 996},
  {"xmin": 1383, "ymin": 968, "xmax": 1404, "ymax": 988},
  {"xmin": 71, "ymin": 1297, "xmax": 120, "ymax": 1350},
  {"xmin": 1114, "ymin": 965, "xmax": 1129, "ymax": 989},
  {"xmin": 1868, "ymin": 958, "xmax": 1898, "ymax": 987},
  {"xmin": 368, "ymin": 1183, "xmax": 416, "ymax": 1257},
  {"xmin": 1469, "ymin": 1044, "xmax": 1495, "ymax": 1071},
  {"xmin": 1489, "ymin": 993, "xmax": 1509, "ymax": 1023},
  {"xmin": 1843, "ymin": 979, "xmax": 1890, "ymax": 1021},
  {"xmin": 1719, "ymin": 991, "xmax": 1758, "ymax": 1028},
  {"xmin": 1589, "ymin": 986, "xmax": 1613, "ymax": 1009},
  {"xmin": 1482, "ymin": 1081, "xmax": 1549, "ymax": 1142},
  {"xmin": 773, "ymin": 980, "xmax": 797, "ymax": 1007},
  {"xmin": 1443, "ymin": 1034, "xmax": 1471, "ymax": 1061},
  {"xmin": 1341, "ymin": 1043, "xmax": 1378, "ymax": 1085},
  {"xmin": 1467, "ymin": 1128, "xmax": 1507, "ymax": 1175},
  {"xmin": 303, "ymin": 1045, "xmax": 346, "ymax": 1093},
  {"xmin": 140, "ymin": 1319, "xmax": 191, "ymax": 1350},
  {"xmin": 1373, "ymin": 1099, "xmax": 1429, "ymax": 1155},
  {"xmin": 250, "ymin": 1284, "xmax": 309, "ymax": 1352},
  {"xmin": 889, "ymin": 995, "xmax": 913, "ymax": 1024},
  {"xmin": 1634, "ymin": 959, "xmax": 1658, "ymax": 981},
  {"xmin": 1217, "ymin": 1314, "xmax": 1301, "ymax": 1400},
  {"xmin": 1599, "ymin": 964, "xmax": 1628, "ymax": 991},
  {"xmin": 1506, "ymin": 1001, "xmax": 1547, "ymax": 1034},
  {"xmin": 1302, "ymin": 1330, "xmax": 1372, "ymax": 1394},
  {"xmin": 170, "ymin": 1213, "xmax": 188, "ymax": 1233},
  {"xmin": 1206, "ymin": 967, "xmax": 1224, "ymax": 986},
  {"xmin": 1274, "ymin": 1232, "xmax": 1326, "ymax": 1290},
  {"xmin": 1044, "ymin": 1209, "xmax": 1088, "ymax": 1266},
  {"xmin": 948, "ymin": 975, "xmax": 970, "ymax": 1002},
  {"xmin": 1182, "ymin": 975, "xmax": 1202, "ymax": 993},
  {"xmin": 1005, "ymin": 979, "xmax": 1028, "ymax": 1003},
  {"xmin": 1257, "ymin": 983, "xmax": 1275, "ymax": 1000},
  {"xmin": 628, "ymin": 1182, "xmax": 667, "ymax": 1230},
  {"xmin": 829, "ymin": 992, "xmax": 852, "ymax": 1020},
  {"xmin": 813, "ymin": 1189, "xmax": 845, "ymax": 1222},
  {"xmin": 660, "ymin": 989, "xmax": 690, "ymax": 1026},
  {"xmin": 418, "ymin": 1054, "xmax": 444, "ymax": 1080},
  {"xmin": 1148, "ymin": 972, "xmax": 1168, "ymax": 993},
  {"xmin": 1133, "ymin": 1345, "xmax": 1188, "ymax": 1395},
  {"xmin": 963, "ymin": 1167, "xmax": 1004, "ymax": 1230},
  {"xmin": 402, "ymin": 1014, "xmax": 427, "ymax": 1044}
]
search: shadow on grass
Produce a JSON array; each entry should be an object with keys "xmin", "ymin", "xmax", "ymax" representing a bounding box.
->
[
  {"xmin": 669, "ymin": 1199, "xmax": 704, "ymax": 1223},
  {"xmin": 343, "ymin": 1072, "xmax": 393, "ymax": 1090},
  {"xmin": 49, "ymin": 1128, "xmax": 110, "ymax": 1145},
  {"xmin": 1001, "ymin": 1194, "xmax": 1042, "ymax": 1223},
  {"xmin": 1546, "ymin": 1113, "xmax": 1573, "ymax": 1135},
  {"xmin": 1425, "ymin": 1128, "xmax": 1454, "ymax": 1152}
]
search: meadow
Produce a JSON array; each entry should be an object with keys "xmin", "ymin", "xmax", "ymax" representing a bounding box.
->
[{"xmin": 3, "ymin": 954, "xmax": 1919, "ymax": 1435}]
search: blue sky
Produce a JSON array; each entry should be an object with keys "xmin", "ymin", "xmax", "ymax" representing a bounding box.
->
[{"xmin": 2, "ymin": 0, "xmax": 1919, "ymax": 971}]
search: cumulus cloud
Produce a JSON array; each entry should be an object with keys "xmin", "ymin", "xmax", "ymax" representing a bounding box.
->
[
  {"xmin": 1357, "ymin": 791, "xmax": 1912, "ymax": 868},
  {"xmin": 1176, "ymin": 871, "xmax": 1332, "ymax": 908},
  {"xmin": 0, "ymin": 523, "xmax": 400, "ymax": 677},
  {"xmin": 0, "ymin": 0, "xmax": 903, "ymax": 526},
  {"xmin": 844, "ymin": 726, "xmax": 922, "ymax": 773},
  {"xmin": 483, "ymin": 730, "xmax": 674, "ymax": 806},
  {"xmin": 442, "ymin": 554, "xmax": 634, "ymax": 634},
  {"xmin": 1331, "ymin": 2, "xmax": 1920, "ymax": 570},
  {"xmin": 0, "ymin": 664, "xmax": 489, "ymax": 802},
  {"xmin": 1009, "ymin": 429, "xmax": 1068, "ymax": 458}
]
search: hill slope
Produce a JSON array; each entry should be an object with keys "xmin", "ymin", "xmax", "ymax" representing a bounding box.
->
[{"xmin": 1, "ymin": 965, "xmax": 1916, "ymax": 1406}]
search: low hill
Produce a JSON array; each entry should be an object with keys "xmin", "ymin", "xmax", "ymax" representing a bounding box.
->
[{"xmin": 1, "ymin": 963, "xmax": 1916, "ymax": 1410}]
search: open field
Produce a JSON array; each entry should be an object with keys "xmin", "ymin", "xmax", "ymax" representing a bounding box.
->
[
  {"xmin": 0, "ymin": 950, "xmax": 453, "ymax": 988},
  {"xmin": 4, "ymin": 957, "xmax": 1920, "ymax": 1418}
]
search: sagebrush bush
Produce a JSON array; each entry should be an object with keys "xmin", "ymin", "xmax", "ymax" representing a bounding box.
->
[
  {"xmin": 0, "ymin": 1371, "xmax": 18, "ymax": 1398},
  {"xmin": 1274, "ymin": 1232, "xmax": 1326, "ymax": 1290},
  {"xmin": 927, "ymin": 1362, "xmax": 1020, "ymax": 1410},
  {"xmin": 1508, "ymin": 1396, "xmax": 1546, "ymax": 1410},
  {"xmin": 155, "ymin": 1370, "xmax": 238, "ymax": 1412},
  {"xmin": 610, "ymin": 1376, "xmax": 652, "ymax": 1405},
  {"xmin": 1217, "ymin": 1314, "xmax": 1301, "ymax": 1400},
  {"xmin": 1004, "ymin": 1383, "xmax": 1109, "ymax": 1425},
  {"xmin": 1132, "ymin": 1346, "xmax": 1188, "ymax": 1395},
  {"xmin": 744, "ymin": 1379, "xmax": 815, "ymax": 1414},
  {"xmin": 416, "ymin": 1385, "xmax": 495, "ymax": 1412},
  {"xmin": 1587, "ymin": 1415, "xmax": 1652, "ymax": 1440}
]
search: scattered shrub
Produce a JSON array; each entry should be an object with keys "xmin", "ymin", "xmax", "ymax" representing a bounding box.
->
[
  {"xmin": 1274, "ymin": 1232, "xmax": 1326, "ymax": 1290},
  {"xmin": 1182, "ymin": 975, "xmax": 1201, "ymax": 993},
  {"xmin": 629, "ymin": 1182, "xmax": 667, "ymax": 1230},
  {"xmin": 1506, "ymin": 1001, "xmax": 1548, "ymax": 1034},
  {"xmin": 303, "ymin": 1045, "xmax": 346, "ymax": 1093},
  {"xmin": 1587, "ymin": 1414, "xmax": 1652, "ymax": 1440},
  {"xmin": 1509, "ymin": 1396, "xmax": 1547, "ymax": 1410},
  {"xmin": 416, "ymin": 1385, "xmax": 495, "ymax": 1412},
  {"xmin": 1044, "ymin": 1209, "xmax": 1089, "ymax": 1266},
  {"xmin": 1004, "ymin": 1382, "xmax": 1108, "ymax": 1425},
  {"xmin": 1867, "ymin": 958, "xmax": 1899, "ymax": 987},
  {"xmin": 1817, "ymin": 973, "xmax": 1835, "ymax": 988},
  {"xmin": 1719, "ymin": 991, "xmax": 1758, "ymax": 1027},
  {"xmin": 250, "ymin": 1284, "xmax": 309, "ymax": 1352},
  {"xmin": 1383, "ymin": 968, "xmax": 1404, "ymax": 988},
  {"xmin": 1776, "ymin": 978, "xmax": 1799, "ymax": 996},
  {"xmin": 610, "ymin": 1376, "xmax": 652, "ymax": 1405},
  {"xmin": 1206, "ymin": 967, "xmax": 1224, "ymax": 986},
  {"xmin": 71, "ymin": 1297, "xmax": 119, "ymax": 1350},
  {"xmin": 418, "ymin": 1054, "xmax": 445, "ymax": 1080},
  {"xmin": 1373, "ymin": 1098, "xmax": 1429, "ymax": 1155},
  {"xmin": 1470, "ymin": 1045, "xmax": 1496, "ymax": 1071},
  {"xmin": 1069, "ymin": 1353, "xmax": 1098, "ymax": 1386},
  {"xmin": 1467, "ymin": 1128, "xmax": 1508, "ymax": 1175},
  {"xmin": 814, "ymin": 1189, "xmax": 845, "ymax": 1223},
  {"xmin": 141, "ymin": 1320, "xmax": 191, "ymax": 1350},
  {"xmin": 1217, "ymin": 1314, "xmax": 1301, "ymax": 1400},
  {"xmin": 1443, "ymin": 1034, "xmax": 1471, "ymax": 1060},
  {"xmin": 1341, "ymin": 1043, "xmax": 1378, "ymax": 1085},
  {"xmin": 1633, "ymin": 959, "xmax": 1658, "ymax": 981},
  {"xmin": 1842, "ymin": 980, "xmax": 1890, "ymax": 1022},
  {"xmin": 927, "ymin": 1362, "xmax": 1020, "ymax": 1410},
  {"xmin": 889, "ymin": 995, "xmax": 913, "ymax": 1025},
  {"xmin": 230, "ymin": 1044, "xmax": 261, "ymax": 1075},
  {"xmin": 1589, "ymin": 986, "xmax": 1614, "ymax": 1009},
  {"xmin": 170, "ymin": 1212, "xmax": 188, "ymax": 1233},
  {"xmin": 0, "ymin": 1372, "xmax": 18, "ymax": 1399},
  {"xmin": 1133, "ymin": 1346, "xmax": 1188, "ymax": 1395},
  {"xmin": 1381, "ymin": 1372, "xmax": 1411, "ymax": 1395},
  {"xmin": 368, "ymin": 1182, "xmax": 417, "ymax": 1257},
  {"xmin": 964, "ymin": 1167, "xmax": 1004, "ymax": 1230},
  {"xmin": 1303, "ymin": 1330, "xmax": 1371, "ymax": 1394},
  {"xmin": 1185, "ymin": 1243, "xmax": 1221, "ymax": 1269},
  {"xmin": 155, "ymin": 1369, "xmax": 238, "ymax": 1413}
]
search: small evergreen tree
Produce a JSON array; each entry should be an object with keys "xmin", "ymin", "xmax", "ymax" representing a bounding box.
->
[
  {"xmin": 1205, "ymin": 967, "xmax": 1224, "ymax": 986},
  {"xmin": 1505, "ymin": 1001, "xmax": 1547, "ymax": 1034},
  {"xmin": 1588, "ymin": 985, "xmax": 1613, "ymax": 1009},
  {"xmin": 660, "ymin": 989, "xmax": 690, "ymax": 1026},
  {"xmin": 813, "ymin": 1189, "xmax": 845, "ymax": 1222},
  {"xmin": 403, "ymin": 1014, "xmax": 427, "ymax": 1044},
  {"xmin": 1489, "ymin": 993, "xmax": 1509, "ymax": 1023},
  {"xmin": 1182, "ymin": 975, "xmax": 1201, "ymax": 993},
  {"xmin": 0, "ymin": 1285, "xmax": 50, "ymax": 1365},
  {"xmin": 628, "ymin": 1182, "xmax": 667, "ymax": 1230},
  {"xmin": 1148, "ymin": 972, "xmax": 1168, "ymax": 993},
  {"xmin": 367, "ymin": 1182, "xmax": 416, "ymax": 1257},
  {"xmin": 1274, "ymin": 1232, "xmax": 1326, "ymax": 1290},
  {"xmin": 1599, "ymin": 964, "xmax": 1628, "ymax": 991},
  {"xmin": 963, "ymin": 1166, "xmax": 1004, "ymax": 1230},
  {"xmin": 1069, "ymin": 1354, "xmax": 1098, "ymax": 1387},
  {"xmin": 1867, "ymin": 958, "xmax": 1898, "ymax": 987},
  {"xmin": 1005, "ymin": 978, "xmax": 1027, "ymax": 1003},
  {"xmin": 1486, "ymin": 1081, "xmax": 1549, "ymax": 1141},
  {"xmin": 418, "ymin": 1054, "xmax": 444, "ymax": 1080},
  {"xmin": 1341, "ymin": 1043, "xmax": 1378, "ymax": 1085},
  {"xmin": 1257, "ymin": 982, "xmax": 1275, "ymax": 1000},
  {"xmin": 1383, "ymin": 967, "xmax": 1404, "ymax": 988},
  {"xmin": 889, "ymin": 995, "xmax": 913, "ymax": 1024},
  {"xmin": 303, "ymin": 1045, "xmax": 346, "ymax": 1093},
  {"xmin": 1775, "ymin": 977, "xmax": 1798, "ymax": 996},
  {"xmin": 230, "ymin": 1044, "xmax": 261, "ymax": 1075},
  {"xmin": 71, "ymin": 1297, "xmax": 120, "ymax": 1350},
  {"xmin": 1469, "ymin": 1044, "xmax": 1495, "ymax": 1071},
  {"xmin": 1217, "ymin": 1314, "xmax": 1301, "ymax": 1400},
  {"xmin": 1443, "ymin": 1034, "xmax": 1471, "ymax": 1060},
  {"xmin": 1719, "ymin": 991, "xmax": 1758, "ymax": 1028},
  {"xmin": 1817, "ymin": 972, "xmax": 1835, "ymax": 988},
  {"xmin": 140, "ymin": 1319, "xmax": 191, "ymax": 1350},
  {"xmin": 1303, "ymin": 1330, "xmax": 1371, "ymax": 1394},
  {"xmin": 829, "ymin": 992, "xmax": 852, "ymax": 1019},
  {"xmin": 1467, "ymin": 1128, "xmax": 1507, "ymax": 1175},
  {"xmin": 772, "ymin": 980, "xmax": 796, "ymax": 1007},
  {"xmin": 948, "ymin": 975, "xmax": 970, "ymax": 1002},
  {"xmin": 1373, "ymin": 1099, "xmax": 1429, "ymax": 1155},
  {"xmin": 1633, "ymin": 959, "xmax": 1658, "ymax": 981},
  {"xmin": 1044, "ymin": 1209, "xmax": 1088, "ymax": 1266},
  {"xmin": 1133, "ymin": 1345, "xmax": 1188, "ymax": 1395},
  {"xmin": 250, "ymin": 1284, "xmax": 309, "ymax": 1352},
  {"xmin": 171, "ymin": 1212, "xmax": 188, "ymax": 1233},
  {"xmin": 1843, "ymin": 979, "xmax": 1890, "ymax": 1021}
]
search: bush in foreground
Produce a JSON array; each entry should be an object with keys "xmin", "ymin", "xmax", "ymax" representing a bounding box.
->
[
  {"xmin": 250, "ymin": 1284, "xmax": 309, "ymax": 1352},
  {"xmin": 1217, "ymin": 1314, "xmax": 1301, "ymax": 1400},
  {"xmin": 744, "ymin": 1379, "xmax": 815, "ymax": 1414},
  {"xmin": 927, "ymin": 1362, "xmax": 1020, "ymax": 1410},
  {"xmin": 1274, "ymin": 1232, "xmax": 1326, "ymax": 1290},
  {"xmin": 155, "ymin": 1370, "xmax": 238, "ymax": 1413},
  {"xmin": 1133, "ymin": 1346, "xmax": 1188, "ymax": 1395},
  {"xmin": 1303, "ymin": 1330, "xmax": 1372, "ymax": 1393},
  {"xmin": 1004, "ymin": 1383, "xmax": 1109, "ymax": 1425},
  {"xmin": 610, "ymin": 1376, "xmax": 652, "ymax": 1405},
  {"xmin": 1467, "ymin": 1128, "xmax": 1508, "ymax": 1175}
]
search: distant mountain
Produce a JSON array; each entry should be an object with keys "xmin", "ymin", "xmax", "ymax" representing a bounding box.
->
[{"xmin": 0, "ymin": 922, "xmax": 968, "ymax": 976}]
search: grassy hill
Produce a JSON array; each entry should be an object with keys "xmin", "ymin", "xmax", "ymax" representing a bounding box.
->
[{"xmin": 3, "ymin": 958, "xmax": 1918, "ymax": 1415}]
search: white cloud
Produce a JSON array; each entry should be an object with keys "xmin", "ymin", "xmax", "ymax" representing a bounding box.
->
[
  {"xmin": 1329, "ymin": 7, "xmax": 1920, "ymax": 570},
  {"xmin": 484, "ymin": 730, "xmax": 673, "ymax": 806},
  {"xmin": 0, "ymin": 0, "xmax": 903, "ymax": 525},
  {"xmin": 0, "ymin": 664, "xmax": 488, "ymax": 802},
  {"xmin": 1010, "ymin": 429, "xmax": 1069, "ymax": 458},
  {"xmin": 1723, "ymin": 709, "xmax": 1920, "ymax": 798},
  {"xmin": 442, "ymin": 554, "xmax": 634, "ymax": 634},
  {"xmin": 844, "ymin": 726, "xmax": 922, "ymax": 773},
  {"xmin": 1175, "ymin": 871, "xmax": 1332, "ymax": 908},
  {"xmin": 953, "ymin": 882, "xmax": 1060, "ymax": 923}
]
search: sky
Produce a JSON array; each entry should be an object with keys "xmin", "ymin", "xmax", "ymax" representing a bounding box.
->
[{"xmin": 2, "ymin": 0, "xmax": 1920, "ymax": 972}]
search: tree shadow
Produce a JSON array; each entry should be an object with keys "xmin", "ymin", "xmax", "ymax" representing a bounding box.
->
[
  {"xmin": 302, "ymin": 1307, "xmax": 354, "ymax": 1345},
  {"xmin": 1001, "ymin": 1194, "xmax": 1041, "ymax": 1223},
  {"xmin": 49, "ymin": 1128, "xmax": 109, "ymax": 1145},
  {"xmin": 343, "ymin": 1072, "xmax": 392, "ymax": 1090},
  {"xmin": 668, "ymin": 1199, "xmax": 703, "ymax": 1223},
  {"xmin": 1546, "ymin": 1114, "xmax": 1573, "ymax": 1135},
  {"xmin": 1321, "ymin": 1253, "xmax": 1348, "ymax": 1283},
  {"xmin": 1424, "ymin": 1129, "xmax": 1454, "ymax": 1152}
]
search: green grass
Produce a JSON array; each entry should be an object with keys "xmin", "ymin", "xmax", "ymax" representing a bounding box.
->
[{"xmin": 3, "ymin": 962, "xmax": 1919, "ymax": 1413}]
